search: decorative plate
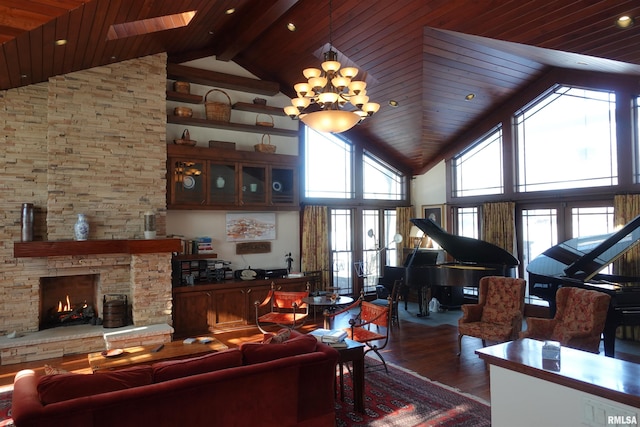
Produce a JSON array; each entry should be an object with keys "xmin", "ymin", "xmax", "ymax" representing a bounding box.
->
[
  {"xmin": 183, "ymin": 175, "xmax": 195, "ymax": 189},
  {"xmin": 272, "ymin": 181, "xmax": 282, "ymax": 192},
  {"xmin": 101, "ymin": 348, "xmax": 124, "ymax": 358}
]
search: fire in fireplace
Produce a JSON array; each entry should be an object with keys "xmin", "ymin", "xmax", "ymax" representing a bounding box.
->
[
  {"xmin": 42, "ymin": 294, "xmax": 96, "ymax": 329},
  {"xmin": 40, "ymin": 274, "xmax": 98, "ymax": 330}
]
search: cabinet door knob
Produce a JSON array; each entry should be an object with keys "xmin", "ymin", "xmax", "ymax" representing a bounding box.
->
[{"xmin": 246, "ymin": 288, "xmax": 252, "ymax": 294}]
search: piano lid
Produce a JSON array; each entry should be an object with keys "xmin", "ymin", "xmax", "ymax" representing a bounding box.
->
[
  {"xmin": 410, "ymin": 218, "xmax": 519, "ymax": 266},
  {"xmin": 526, "ymin": 213, "xmax": 640, "ymax": 281}
]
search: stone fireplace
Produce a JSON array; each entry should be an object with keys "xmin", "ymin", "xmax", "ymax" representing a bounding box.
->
[
  {"xmin": 0, "ymin": 240, "xmax": 179, "ymax": 365},
  {"xmin": 0, "ymin": 53, "xmax": 172, "ymax": 365}
]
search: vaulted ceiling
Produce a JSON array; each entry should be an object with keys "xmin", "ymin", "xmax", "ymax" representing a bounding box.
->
[{"xmin": 2, "ymin": 0, "xmax": 640, "ymax": 175}]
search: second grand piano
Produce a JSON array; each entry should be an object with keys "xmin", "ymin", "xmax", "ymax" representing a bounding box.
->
[
  {"xmin": 527, "ymin": 214, "xmax": 640, "ymax": 357},
  {"xmin": 406, "ymin": 218, "xmax": 520, "ymax": 316}
]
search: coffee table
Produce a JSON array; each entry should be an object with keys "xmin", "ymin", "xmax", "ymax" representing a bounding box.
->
[{"xmin": 88, "ymin": 338, "xmax": 228, "ymax": 372}]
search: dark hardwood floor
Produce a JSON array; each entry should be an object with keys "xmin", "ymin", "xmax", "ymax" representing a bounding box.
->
[{"xmin": 1, "ymin": 307, "xmax": 639, "ymax": 405}]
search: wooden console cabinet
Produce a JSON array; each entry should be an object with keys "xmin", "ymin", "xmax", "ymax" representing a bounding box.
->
[{"xmin": 172, "ymin": 277, "xmax": 310, "ymax": 338}]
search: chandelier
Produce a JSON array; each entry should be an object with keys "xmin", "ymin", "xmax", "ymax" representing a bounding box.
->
[{"xmin": 283, "ymin": 0, "xmax": 380, "ymax": 133}]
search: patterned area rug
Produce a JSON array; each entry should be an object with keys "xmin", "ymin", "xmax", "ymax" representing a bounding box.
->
[
  {"xmin": 335, "ymin": 362, "xmax": 491, "ymax": 427},
  {"xmin": 0, "ymin": 388, "xmax": 13, "ymax": 427}
]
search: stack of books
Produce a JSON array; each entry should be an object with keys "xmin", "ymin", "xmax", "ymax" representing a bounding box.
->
[
  {"xmin": 309, "ymin": 328, "xmax": 348, "ymax": 348},
  {"xmin": 196, "ymin": 237, "xmax": 215, "ymax": 254}
]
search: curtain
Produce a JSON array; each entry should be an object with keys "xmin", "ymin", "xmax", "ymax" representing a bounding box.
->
[
  {"xmin": 301, "ymin": 205, "xmax": 330, "ymax": 290},
  {"xmin": 481, "ymin": 202, "xmax": 517, "ymax": 258},
  {"xmin": 396, "ymin": 206, "xmax": 413, "ymax": 265},
  {"xmin": 614, "ymin": 194, "xmax": 640, "ymax": 341}
]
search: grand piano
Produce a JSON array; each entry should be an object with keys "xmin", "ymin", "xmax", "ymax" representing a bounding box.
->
[
  {"xmin": 527, "ymin": 214, "xmax": 640, "ymax": 357},
  {"xmin": 401, "ymin": 218, "xmax": 520, "ymax": 316}
]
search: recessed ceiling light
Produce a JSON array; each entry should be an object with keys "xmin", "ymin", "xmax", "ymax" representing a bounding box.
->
[
  {"xmin": 388, "ymin": 100, "xmax": 399, "ymax": 107},
  {"xmin": 225, "ymin": 8, "xmax": 235, "ymax": 15},
  {"xmin": 465, "ymin": 93, "xmax": 475, "ymax": 101},
  {"xmin": 616, "ymin": 15, "xmax": 635, "ymax": 29},
  {"xmin": 55, "ymin": 39, "xmax": 67, "ymax": 46},
  {"xmin": 287, "ymin": 22, "xmax": 296, "ymax": 32}
]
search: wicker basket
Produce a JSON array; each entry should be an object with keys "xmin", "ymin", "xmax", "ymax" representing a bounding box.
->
[
  {"xmin": 204, "ymin": 89, "xmax": 232, "ymax": 122},
  {"xmin": 254, "ymin": 134, "xmax": 276, "ymax": 153},
  {"xmin": 256, "ymin": 113, "xmax": 274, "ymax": 127},
  {"xmin": 173, "ymin": 81, "xmax": 190, "ymax": 94}
]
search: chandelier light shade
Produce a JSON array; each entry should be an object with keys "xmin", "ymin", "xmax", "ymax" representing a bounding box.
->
[{"xmin": 284, "ymin": 1, "xmax": 380, "ymax": 133}]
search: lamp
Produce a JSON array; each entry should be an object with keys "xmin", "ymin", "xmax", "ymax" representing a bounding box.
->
[
  {"xmin": 367, "ymin": 229, "xmax": 403, "ymax": 252},
  {"xmin": 284, "ymin": 0, "xmax": 380, "ymax": 133},
  {"xmin": 409, "ymin": 225, "xmax": 425, "ymax": 248}
]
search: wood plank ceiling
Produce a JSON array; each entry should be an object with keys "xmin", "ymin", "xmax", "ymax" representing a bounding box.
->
[{"xmin": 1, "ymin": 0, "xmax": 640, "ymax": 175}]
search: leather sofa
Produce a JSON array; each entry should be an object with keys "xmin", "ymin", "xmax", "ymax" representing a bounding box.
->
[{"xmin": 11, "ymin": 331, "xmax": 338, "ymax": 427}]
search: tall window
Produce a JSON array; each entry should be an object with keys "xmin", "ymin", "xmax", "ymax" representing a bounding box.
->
[
  {"xmin": 520, "ymin": 205, "xmax": 614, "ymax": 302},
  {"xmin": 330, "ymin": 209, "xmax": 354, "ymax": 295},
  {"xmin": 304, "ymin": 128, "xmax": 353, "ymax": 198},
  {"xmin": 452, "ymin": 126, "xmax": 503, "ymax": 197},
  {"xmin": 363, "ymin": 152, "xmax": 404, "ymax": 200},
  {"xmin": 304, "ymin": 127, "xmax": 408, "ymax": 296},
  {"xmin": 457, "ymin": 207, "xmax": 479, "ymax": 239},
  {"xmin": 516, "ymin": 85, "xmax": 617, "ymax": 192}
]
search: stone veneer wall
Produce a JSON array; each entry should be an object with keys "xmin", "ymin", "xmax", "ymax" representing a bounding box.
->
[{"xmin": 0, "ymin": 53, "xmax": 171, "ymax": 335}]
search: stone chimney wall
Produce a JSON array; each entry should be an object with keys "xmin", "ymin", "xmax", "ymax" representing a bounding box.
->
[{"xmin": 0, "ymin": 53, "xmax": 171, "ymax": 334}]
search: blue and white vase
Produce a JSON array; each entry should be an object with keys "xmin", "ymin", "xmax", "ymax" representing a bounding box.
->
[{"xmin": 74, "ymin": 213, "xmax": 89, "ymax": 241}]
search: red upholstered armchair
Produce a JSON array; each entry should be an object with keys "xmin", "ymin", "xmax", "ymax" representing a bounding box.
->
[
  {"xmin": 458, "ymin": 276, "xmax": 526, "ymax": 355},
  {"xmin": 520, "ymin": 287, "xmax": 611, "ymax": 353}
]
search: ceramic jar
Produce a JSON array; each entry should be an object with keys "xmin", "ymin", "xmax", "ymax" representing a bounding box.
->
[
  {"xmin": 144, "ymin": 211, "xmax": 156, "ymax": 239},
  {"xmin": 21, "ymin": 203, "xmax": 34, "ymax": 242},
  {"xmin": 216, "ymin": 176, "xmax": 225, "ymax": 188},
  {"xmin": 74, "ymin": 213, "xmax": 89, "ymax": 241}
]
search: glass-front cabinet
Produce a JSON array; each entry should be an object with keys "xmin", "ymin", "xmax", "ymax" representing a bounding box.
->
[
  {"xmin": 271, "ymin": 167, "xmax": 296, "ymax": 205},
  {"xmin": 170, "ymin": 159, "xmax": 206, "ymax": 205},
  {"xmin": 209, "ymin": 162, "xmax": 237, "ymax": 205},
  {"xmin": 167, "ymin": 145, "xmax": 299, "ymax": 210},
  {"xmin": 240, "ymin": 164, "xmax": 267, "ymax": 205}
]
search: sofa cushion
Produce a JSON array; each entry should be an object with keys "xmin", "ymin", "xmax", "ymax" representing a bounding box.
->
[
  {"xmin": 240, "ymin": 332, "xmax": 318, "ymax": 365},
  {"xmin": 152, "ymin": 348, "xmax": 243, "ymax": 382},
  {"xmin": 37, "ymin": 365, "xmax": 153, "ymax": 405}
]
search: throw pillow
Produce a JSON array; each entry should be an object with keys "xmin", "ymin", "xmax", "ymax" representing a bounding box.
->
[
  {"xmin": 152, "ymin": 348, "xmax": 243, "ymax": 382},
  {"xmin": 262, "ymin": 328, "xmax": 291, "ymax": 344},
  {"xmin": 240, "ymin": 332, "xmax": 317, "ymax": 365},
  {"xmin": 43, "ymin": 364, "xmax": 68, "ymax": 375},
  {"xmin": 37, "ymin": 365, "xmax": 153, "ymax": 405}
]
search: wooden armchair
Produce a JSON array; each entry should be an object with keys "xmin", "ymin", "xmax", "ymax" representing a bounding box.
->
[
  {"xmin": 323, "ymin": 291, "xmax": 393, "ymax": 373},
  {"xmin": 372, "ymin": 278, "xmax": 403, "ymax": 326},
  {"xmin": 458, "ymin": 276, "xmax": 526, "ymax": 355},
  {"xmin": 520, "ymin": 286, "xmax": 611, "ymax": 353},
  {"xmin": 255, "ymin": 282, "xmax": 310, "ymax": 334}
]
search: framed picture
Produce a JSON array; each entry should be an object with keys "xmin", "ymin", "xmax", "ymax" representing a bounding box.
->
[
  {"xmin": 422, "ymin": 205, "xmax": 445, "ymax": 228},
  {"xmin": 226, "ymin": 212, "xmax": 276, "ymax": 242}
]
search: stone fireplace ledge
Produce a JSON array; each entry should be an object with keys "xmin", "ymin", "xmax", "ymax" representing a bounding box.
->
[{"xmin": 0, "ymin": 323, "xmax": 174, "ymax": 366}]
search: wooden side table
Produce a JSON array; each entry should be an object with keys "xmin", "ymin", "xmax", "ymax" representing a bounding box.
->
[{"xmin": 335, "ymin": 338, "xmax": 365, "ymax": 413}]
